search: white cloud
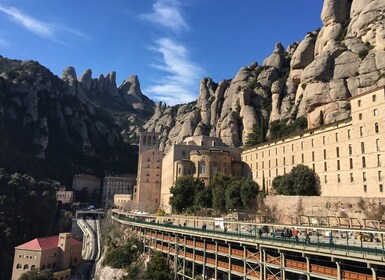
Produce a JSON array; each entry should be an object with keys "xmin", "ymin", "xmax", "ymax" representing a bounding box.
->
[
  {"xmin": 145, "ymin": 38, "xmax": 203, "ymax": 105},
  {"xmin": 0, "ymin": 38, "xmax": 8, "ymax": 47},
  {"xmin": 0, "ymin": 5, "xmax": 87, "ymax": 42},
  {"xmin": 140, "ymin": 0, "xmax": 188, "ymax": 33}
]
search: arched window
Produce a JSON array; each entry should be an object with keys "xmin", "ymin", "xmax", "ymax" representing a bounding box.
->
[
  {"xmin": 23, "ymin": 264, "xmax": 29, "ymax": 270},
  {"xmin": 31, "ymin": 265, "xmax": 36, "ymax": 270},
  {"xmin": 52, "ymin": 262, "xmax": 56, "ymax": 269},
  {"xmin": 212, "ymin": 162, "xmax": 218, "ymax": 174},
  {"xmin": 143, "ymin": 136, "xmax": 147, "ymax": 145},
  {"xmin": 41, "ymin": 265, "xmax": 46, "ymax": 270},
  {"xmin": 153, "ymin": 136, "xmax": 156, "ymax": 145},
  {"xmin": 16, "ymin": 264, "xmax": 22, "ymax": 269},
  {"xmin": 199, "ymin": 161, "xmax": 206, "ymax": 174},
  {"xmin": 47, "ymin": 263, "xmax": 51, "ymax": 269}
]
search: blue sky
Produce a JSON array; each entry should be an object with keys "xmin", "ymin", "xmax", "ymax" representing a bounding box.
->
[{"xmin": 0, "ymin": 0, "xmax": 323, "ymax": 105}]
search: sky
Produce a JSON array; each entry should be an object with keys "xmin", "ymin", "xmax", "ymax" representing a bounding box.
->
[{"xmin": 0, "ymin": 0, "xmax": 324, "ymax": 105}]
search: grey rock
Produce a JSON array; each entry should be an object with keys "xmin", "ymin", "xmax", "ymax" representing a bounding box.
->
[{"xmin": 79, "ymin": 69, "xmax": 92, "ymax": 90}]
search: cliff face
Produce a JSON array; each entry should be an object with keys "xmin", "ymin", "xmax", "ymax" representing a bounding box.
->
[
  {"xmin": 144, "ymin": 0, "xmax": 385, "ymax": 151},
  {"xmin": 0, "ymin": 57, "xmax": 139, "ymax": 183}
]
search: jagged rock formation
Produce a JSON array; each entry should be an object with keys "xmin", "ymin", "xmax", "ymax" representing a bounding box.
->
[
  {"xmin": 0, "ymin": 57, "xmax": 138, "ymax": 183},
  {"xmin": 144, "ymin": 0, "xmax": 385, "ymax": 151}
]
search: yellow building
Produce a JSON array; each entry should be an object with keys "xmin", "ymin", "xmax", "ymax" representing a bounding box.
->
[
  {"xmin": 134, "ymin": 132, "xmax": 163, "ymax": 212},
  {"xmin": 11, "ymin": 233, "xmax": 82, "ymax": 280},
  {"xmin": 242, "ymin": 87, "xmax": 385, "ymax": 197},
  {"xmin": 160, "ymin": 136, "xmax": 245, "ymax": 212},
  {"xmin": 114, "ymin": 194, "xmax": 133, "ymax": 210}
]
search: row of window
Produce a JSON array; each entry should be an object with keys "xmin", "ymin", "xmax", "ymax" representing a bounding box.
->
[
  {"xmin": 357, "ymin": 93, "xmax": 377, "ymax": 107},
  {"xmin": 244, "ymin": 125, "xmax": 381, "ymax": 162}
]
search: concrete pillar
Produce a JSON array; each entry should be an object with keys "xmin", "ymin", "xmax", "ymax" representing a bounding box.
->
[
  {"xmin": 371, "ymin": 266, "xmax": 377, "ymax": 280},
  {"xmin": 263, "ymin": 248, "xmax": 266, "ymax": 280},
  {"xmin": 336, "ymin": 261, "xmax": 341, "ymax": 280},
  {"xmin": 215, "ymin": 241, "xmax": 218, "ymax": 280},
  {"xmin": 281, "ymin": 252, "xmax": 286, "ymax": 280},
  {"xmin": 203, "ymin": 240, "xmax": 206, "ymax": 280},
  {"xmin": 228, "ymin": 243, "xmax": 231, "ymax": 279},
  {"xmin": 183, "ymin": 236, "xmax": 186, "ymax": 280},
  {"xmin": 192, "ymin": 238, "xmax": 196, "ymax": 278},
  {"xmin": 306, "ymin": 256, "xmax": 310, "ymax": 280},
  {"xmin": 174, "ymin": 234, "xmax": 178, "ymax": 278}
]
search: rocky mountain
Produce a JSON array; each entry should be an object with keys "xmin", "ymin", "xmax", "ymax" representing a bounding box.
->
[
  {"xmin": 143, "ymin": 0, "xmax": 385, "ymax": 152},
  {"xmin": 0, "ymin": 57, "xmax": 147, "ymax": 184}
]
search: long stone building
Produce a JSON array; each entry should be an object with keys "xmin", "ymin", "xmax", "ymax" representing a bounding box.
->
[{"xmin": 241, "ymin": 87, "xmax": 385, "ymax": 197}]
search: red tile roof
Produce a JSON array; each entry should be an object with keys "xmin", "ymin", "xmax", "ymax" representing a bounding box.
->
[{"xmin": 16, "ymin": 235, "xmax": 81, "ymax": 251}]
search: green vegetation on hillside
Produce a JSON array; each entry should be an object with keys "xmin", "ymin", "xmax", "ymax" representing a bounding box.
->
[
  {"xmin": 19, "ymin": 270, "xmax": 54, "ymax": 280},
  {"xmin": 169, "ymin": 174, "xmax": 259, "ymax": 214},
  {"xmin": 0, "ymin": 169, "xmax": 57, "ymax": 280},
  {"xmin": 269, "ymin": 116, "xmax": 308, "ymax": 140},
  {"xmin": 272, "ymin": 164, "xmax": 320, "ymax": 196},
  {"xmin": 143, "ymin": 252, "xmax": 173, "ymax": 280}
]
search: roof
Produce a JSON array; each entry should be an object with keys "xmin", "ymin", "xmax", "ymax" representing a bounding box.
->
[{"xmin": 16, "ymin": 235, "xmax": 81, "ymax": 251}]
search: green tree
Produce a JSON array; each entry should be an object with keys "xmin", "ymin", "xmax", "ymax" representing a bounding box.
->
[
  {"xmin": 143, "ymin": 252, "xmax": 172, "ymax": 280},
  {"xmin": 169, "ymin": 176, "xmax": 204, "ymax": 213},
  {"xmin": 19, "ymin": 270, "xmax": 54, "ymax": 280},
  {"xmin": 211, "ymin": 173, "xmax": 234, "ymax": 212},
  {"xmin": 272, "ymin": 164, "xmax": 319, "ymax": 195},
  {"xmin": 103, "ymin": 238, "xmax": 141, "ymax": 269},
  {"xmin": 194, "ymin": 187, "xmax": 212, "ymax": 209},
  {"xmin": 239, "ymin": 178, "xmax": 259, "ymax": 210},
  {"xmin": 225, "ymin": 181, "xmax": 242, "ymax": 211}
]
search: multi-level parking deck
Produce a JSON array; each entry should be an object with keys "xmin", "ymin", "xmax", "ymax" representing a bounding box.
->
[{"xmin": 112, "ymin": 210, "xmax": 385, "ymax": 280}]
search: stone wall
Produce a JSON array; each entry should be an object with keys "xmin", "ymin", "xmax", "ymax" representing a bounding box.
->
[{"xmin": 264, "ymin": 195, "xmax": 385, "ymax": 225}]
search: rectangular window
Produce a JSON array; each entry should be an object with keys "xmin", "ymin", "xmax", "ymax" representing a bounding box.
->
[
  {"xmin": 276, "ymin": 169, "xmax": 278, "ymax": 176},
  {"xmin": 337, "ymin": 160, "xmax": 340, "ymax": 170},
  {"xmin": 360, "ymin": 126, "xmax": 364, "ymax": 136},
  {"xmin": 380, "ymin": 184, "xmax": 383, "ymax": 193},
  {"xmin": 283, "ymin": 157, "xmax": 286, "ymax": 165},
  {"xmin": 359, "ymin": 113, "xmax": 362, "ymax": 120},
  {"xmin": 312, "ymin": 151, "xmax": 315, "ymax": 161},
  {"xmin": 275, "ymin": 148, "xmax": 277, "ymax": 155},
  {"xmin": 376, "ymin": 139, "xmax": 380, "ymax": 151},
  {"xmin": 350, "ymin": 158, "xmax": 353, "ymax": 169},
  {"xmin": 375, "ymin": 122, "xmax": 379, "ymax": 133},
  {"xmin": 324, "ymin": 175, "xmax": 327, "ymax": 184},
  {"xmin": 323, "ymin": 136, "xmax": 326, "ymax": 145},
  {"xmin": 358, "ymin": 100, "xmax": 361, "ymax": 107},
  {"xmin": 311, "ymin": 139, "xmax": 314, "ymax": 147},
  {"xmin": 335, "ymin": 133, "xmax": 338, "ymax": 142},
  {"xmin": 363, "ymin": 172, "xmax": 366, "ymax": 182},
  {"xmin": 324, "ymin": 162, "xmax": 327, "ymax": 172},
  {"xmin": 292, "ymin": 155, "xmax": 294, "ymax": 164},
  {"xmin": 262, "ymin": 161, "xmax": 264, "ymax": 169},
  {"xmin": 337, "ymin": 174, "xmax": 341, "ymax": 183},
  {"xmin": 323, "ymin": 149, "xmax": 326, "ymax": 160},
  {"xmin": 312, "ymin": 163, "xmax": 315, "ymax": 171},
  {"xmin": 284, "ymin": 167, "xmax": 286, "ymax": 174},
  {"xmin": 373, "ymin": 94, "xmax": 376, "ymax": 102},
  {"xmin": 291, "ymin": 144, "xmax": 294, "ymax": 152},
  {"xmin": 336, "ymin": 147, "xmax": 340, "ymax": 157},
  {"xmin": 269, "ymin": 169, "xmax": 271, "ymax": 177},
  {"xmin": 361, "ymin": 142, "xmax": 365, "ymax": 153},
  {"xmin": 378, "ymin": 154, "xmax": 382, "ymax": 167},
  {"xmin": 364, "ymin": 185, "xmax": 367, "ymax": 192},
  {"xmin": 348, "ymin": 129, "xmax": 351, "ymax": 139},
  {"xmin": 268, "ymin": 150, "xmax": 271, "ymax": 156},
  {"xmin": 283, "ymin": 146, "xmax": 285, "ymax": 153},
  {"xmin": 349, "ymin": 144, "xmax": 352, "ymax": 156},
  {"xmin": 362, "ymin": 156, "xmax": 366, "ymax": 168},
  {"xmin": 374, "ymin": 109, "xmax": 378, "ymax": 116},
  {"xmin": 350, "ymin": 173, "xmax": 354, "ymax": 183},
  {"xmin": 268, "ymin": 160, "xmax": 271, "ymax": 168},
  {"xmin": 301, "ymin": 154, "xmax": 304, "ymax": 163},
  {"xmin": 301, "ymin": 141, "xmax": 304, "ymax": 150},
  {"xmin": 379, "ymin": 171, "xmax": 382, "ymax": 181},
  {"xmin": 275, "ymin": 158, "xmax": 278, "ymax": 167}
]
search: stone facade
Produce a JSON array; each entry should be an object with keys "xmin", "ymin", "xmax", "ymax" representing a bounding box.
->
[
  {"xmin": 72, "ymin": 174, "xmax": 101, "ymax": 202},
  {"xmin": 242, "ymin": 87, "xmax": 385, "ymax": 198},
  {"xmin": 134, "ymin": 132, "xmax": 163, "ymax": 212},
  {"xmin": 11, "ymin": 233, "xmax": 81, "ymax": 280},
  {"xmin": 56, "ymin": 186, "xmax": 73, "ymax": 205},
  {"xmin": 102, "ymin": 175, "xmax": 136, "ymax": 209},
  {"xmin": 264, "ymin": 195, "xmax": 385, "ymax": 225},
  {"xmin": 160, "ymin": 135, "xmax": 245, "ymax": 212},
  {"xmin": 114, "ymin": 194, "xmax": 133, "ymax": 210}
]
